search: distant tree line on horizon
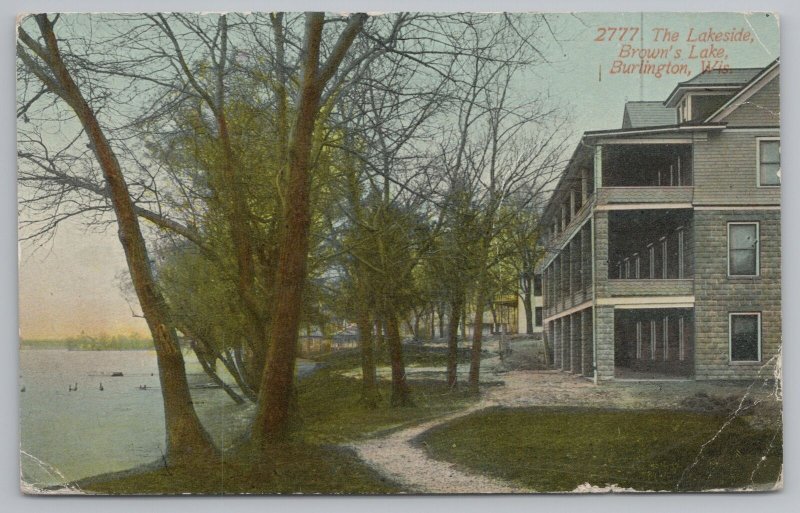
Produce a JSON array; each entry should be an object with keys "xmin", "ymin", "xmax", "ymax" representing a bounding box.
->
[{"xmin": 20, "ymin": 333, "xmax": 154, "ymax": 351}]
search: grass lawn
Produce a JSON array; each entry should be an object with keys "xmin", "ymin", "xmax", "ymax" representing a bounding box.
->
[
  {"xmin": 419, "ymin": 406, "xmax": 782, "ymax": 492},
  {"xmin": 84, "ymin": 347, "xmax": 476, "ymax": 494}
]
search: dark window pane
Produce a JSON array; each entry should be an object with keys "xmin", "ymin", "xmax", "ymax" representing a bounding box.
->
[
  {"xmin": 731, "ymin": 315, "xmax": 759, "ymax": 361},
  {"xmin": 533, "ymin": 275, "xmax": 543, "ymax": 296},
  {"xmin": 535, "ymin": 307, "xmax": 543, "ymax": 327}
]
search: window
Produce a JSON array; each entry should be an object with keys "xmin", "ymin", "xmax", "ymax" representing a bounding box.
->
[
  {"xmin": 758, "ymin": 138, "xmax": 780, "ymax": 186},
  {"xmin": 624, "ymin": 258, "xmax": 630, "ymax": 279},
  {"xmin": 661, "ymin": 237, "xmax": 668, "ymax": 279},
  {"xmin": 634, "ymin": 253, "xmax": 641, "ymax": 279},
  {"xmin": 663, "ymin": 316, "xmax": 669, "ymax": 360},
  {"xmin": 535, "ymin": 307, "xmax": 543, "ymax": 327},
  {"xmin": 533, "ymin": 274, "xmax": 543, "ymax": 297},
  {"xmin": 636, "ymin": 321, "xmax": 642, "ymax": 359},
  {"xmin": 678, "ymin": 316, "xmax": 685, "ymax": 361},
  {"xmin": 677, "ymin": 228, "xmax": 685, "ymax": 279},
  {"xmin": 648, "ymin": 244, "xmax": 655, "ymax": 279},
  {"xmin": 728, "ymin": 223, "xmax": 759, "ymax": 276},
  {"xmin": 729, "ymin": 313, "xmax": 761, "ymax": 362},
  {"xmin": 650, "ymin": 320, "xmax": 657, "ymax": 360}
]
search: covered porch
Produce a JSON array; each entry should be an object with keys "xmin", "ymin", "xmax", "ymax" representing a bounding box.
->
[{"xmin": 613, "ymin": 307, "xmax": 694, "ymax": 380}]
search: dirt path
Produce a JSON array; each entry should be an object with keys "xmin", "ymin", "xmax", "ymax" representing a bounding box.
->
[
  {"xmin": 347, "ymin": 340, "xmax": 780, "ymax": 494},
  {"xmin": 346, "ymin": 355, "xmax": 535, "ymax": 493},
  {"xmin": 345, "ymin": 350, "xmax": 574, "ymax": 494}
]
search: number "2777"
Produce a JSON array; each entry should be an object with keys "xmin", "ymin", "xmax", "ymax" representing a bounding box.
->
[{"xmin": 595, "ymin": 27, "xmax": 640, "ymax": 42}]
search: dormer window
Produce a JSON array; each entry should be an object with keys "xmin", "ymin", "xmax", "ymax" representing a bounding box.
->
[
  {"xmin": 691, "ymin": 94, "xmax": 734, "ymax": 120},
  {"xmin": 679, "ymin": 97, "xmax": 690, "ymax": 123},
  {"xmin": 678, "ymin": 93, "xmax": 735, "ymax": 123}
]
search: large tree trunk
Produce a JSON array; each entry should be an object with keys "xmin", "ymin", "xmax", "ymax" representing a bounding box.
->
[
  {"xmin": 252, "ymin": 63, "xmax": 319, "ymax": 445},
  {"xmin": 385, "ymin": 313, "xmax": 412, "ymax": 406},
  {"xmin": 469, "ymin": 270, "xmax": 487, "ymax": 393},
  {"xmin": 468, "ymin": 286, "xmax": 487, "ymax": 394},
  {"xmin": 446, "ymin": 295, "xmax": 463, "ymax": 388},
  {"xmin": 461, "ymin": 304, "xmax": 468, "ymax": 339},
  {"xmin": 375, "ymin": 318, "xmax": 385, "ymax": 353},
  {"xmin": 437, "ymin": 304, "xmax": 445, "ymax": 339},
  {"xmin": 252, "ymin": 12, "xmax": 367, "ymax": 444},
  {"xmin": 355, "ymin": 306, "xmax": 380, "ymax": 408},
  {"xmin": 19, "ymin": 16, "xmax": 216, "ymax": 465},
  {"xmin": 522, "ymin": 274, "xmax": 534, "ymax": 335}
]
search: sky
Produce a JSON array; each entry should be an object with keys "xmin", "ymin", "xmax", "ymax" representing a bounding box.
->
[{"xmin": 16, "ymin": 11, "xmax": 780, "ymax": 339}]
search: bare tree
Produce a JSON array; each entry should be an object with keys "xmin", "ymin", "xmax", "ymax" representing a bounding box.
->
[
  {"xmin": 428, "ymin": 16, "xmax": 569, "ymax": 392},
  {"xmin": 17, "ymin": 14, "xmax": 216, "ymax": 465}
]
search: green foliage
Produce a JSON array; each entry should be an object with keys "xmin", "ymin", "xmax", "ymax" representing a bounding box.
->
[{"xmin": 420, "ymin": 407, "xmax": 783, "ymax": 492}]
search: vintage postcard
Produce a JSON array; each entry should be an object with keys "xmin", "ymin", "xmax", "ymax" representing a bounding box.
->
[{"xmin": 17, "ymin": 11, "xmax": 781, "ymax": 494}]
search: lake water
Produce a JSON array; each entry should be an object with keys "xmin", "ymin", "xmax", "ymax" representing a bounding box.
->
[{"xmin": 19, "ymin": 349, "xmax": 315, "ymax": 489}]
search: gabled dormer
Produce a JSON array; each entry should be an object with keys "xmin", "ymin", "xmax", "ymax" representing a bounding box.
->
[{"xmin": 663, "ymin": 68, "xmax": 762, "ymax": 123}]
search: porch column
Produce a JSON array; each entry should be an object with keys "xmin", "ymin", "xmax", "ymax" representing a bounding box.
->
[
  {"xmin": 595, "ymin": 305, "xmax": 615, "ymax": 380},
  {"xmin": 553, "ymin": 318, "xmax": 561, "ymax": 368},
  {"xmin": 581, "ymin": 308, "xmax": 594, "ymax": 377},
  {"xmin": 561, "ymin": 315, "xmax": 571, "ymax": 371},
  {"xmin": 571, "ymin": 313, "xmax": 582, "ymax": 373}
]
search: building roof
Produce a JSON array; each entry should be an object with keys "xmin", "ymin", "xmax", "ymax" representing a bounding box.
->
[
  {"xmin": 664, "ymin": 67, "xmax": 764, "ymax": 107},
  {"xmin": 680, "ymin": 68, "xmax": 762, "ymax": 86},
  {"xmin": 705, "ymin": 59, "xmax": 780, "ymax": 122},
  {"xmin": 541, "ymin": 60, "xmax": 777, "ymax": 240},
  {"xmin": 622, "ymin": 101, "xmax": 678, "ymax": 128}
]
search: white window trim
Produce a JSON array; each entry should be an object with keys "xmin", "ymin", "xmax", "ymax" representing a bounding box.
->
[
  {"xmin": 678, "ymin": 316, "xmax": 685, "ymax": 361},
  {"xmin": 727, "ymin": 222, "xmax": 760, "ymax": 277},
  {"xmin": 728, "ymin": 312, "xmax": 762, "ymax": 363},
  {"xmin": 756, "ymin": 137, "xmax": 780, "ymax": 188}
]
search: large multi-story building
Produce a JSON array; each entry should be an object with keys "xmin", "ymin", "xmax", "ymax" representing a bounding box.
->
[{"xmin": 540, "ymin": 60, "xmax": 780, "ymax": 381}]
